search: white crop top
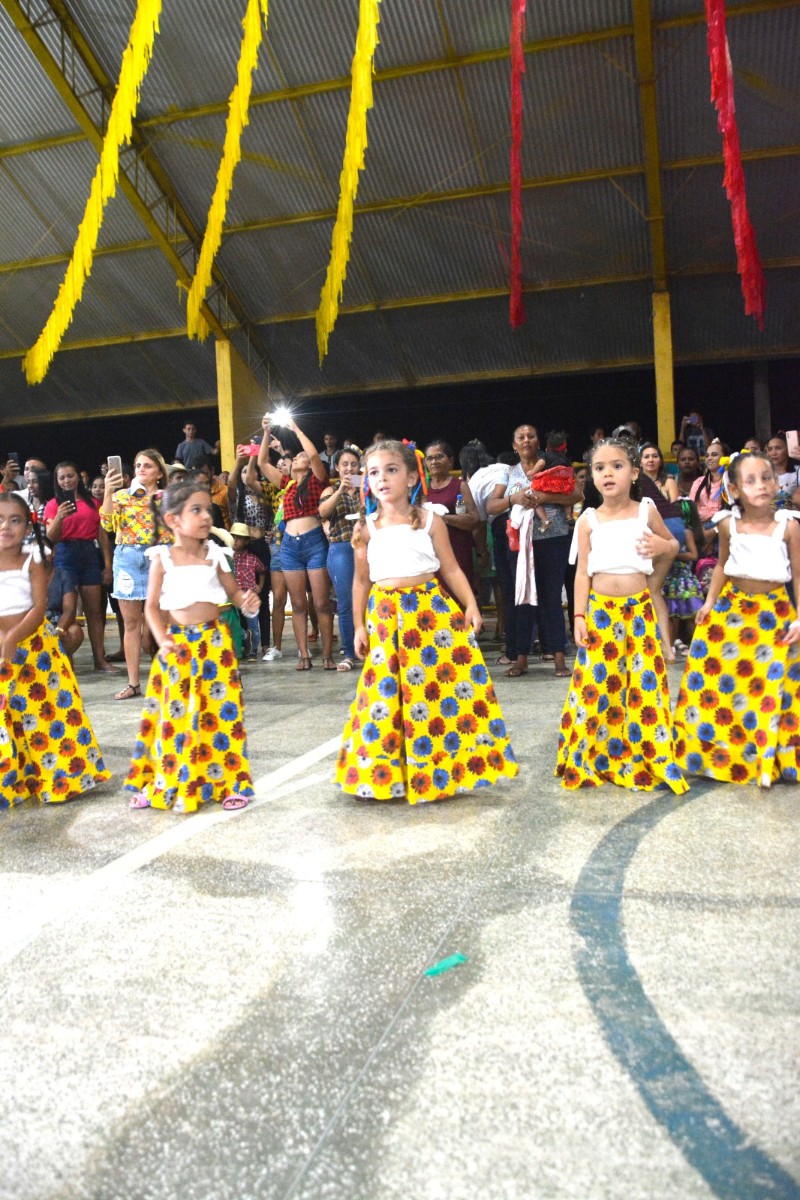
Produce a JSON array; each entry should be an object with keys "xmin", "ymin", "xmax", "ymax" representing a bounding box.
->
[
  {"xmin": 715, "ymin": 508, "xmax": 797, "ymax": 582},
  {"xmin": 146, "ymin": 543, "xmax": 231, "ymax": 611},
  {"xmin": 0, "ymin": 551, "xmax": 34, "ymax": 617},
  {"xmin": 366, "ymin": 508, "xmax": 440, "ymax": 582},
  {"xmin": 576, "ymin": 498, "xmax": 655, "ymax": 577}
]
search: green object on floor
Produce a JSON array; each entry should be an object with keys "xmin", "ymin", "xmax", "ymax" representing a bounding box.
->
[{"xmin": 424, "ymin": 953, "xmax": 467, "ymax": 976}]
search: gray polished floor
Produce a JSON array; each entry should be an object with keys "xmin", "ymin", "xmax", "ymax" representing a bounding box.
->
[{"xmin": 1, "ymin": 626, "xmax": 798, "ymax": 1200}]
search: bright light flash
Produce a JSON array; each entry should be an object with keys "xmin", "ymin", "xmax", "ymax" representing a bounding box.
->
[{"xmin": 272, "ymin": 406, "xmax": 292, "ymax": 425}]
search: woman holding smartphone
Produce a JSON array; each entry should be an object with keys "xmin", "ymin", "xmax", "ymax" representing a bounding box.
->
[
  {"xmin": 100, "ymin": 448, "xmax": 170, "ymax": 699},
  {"xmin": 318, "ymin": 447, "xmax": 362, "ymax": 670},
  {"xmin": 44, "ymin": 461, "xmax": 114, "ymax": 672}
]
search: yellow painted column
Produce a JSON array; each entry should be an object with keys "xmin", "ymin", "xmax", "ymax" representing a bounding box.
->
[
  {"xmin": 215, "ymin": 339, "xmax": 269, "ymax": 471},
  {"xmin": 652, "ymin": 291, "xmax": 675, "ymax": 453}
]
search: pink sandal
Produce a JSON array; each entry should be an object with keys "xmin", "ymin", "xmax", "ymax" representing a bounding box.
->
[
  {"xmin": 128, "ymin": 792, "xmax": 150, "ymax": 809},
  {"xmin": 222, "ymin": 795, "xmax": 250, "ymax": 811}
]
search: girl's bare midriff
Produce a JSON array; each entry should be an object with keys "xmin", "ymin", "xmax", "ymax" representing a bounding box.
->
[
  {"xmin": 591, "ymin": 571, "xmax": 649, "ymax": 598},
  {"xmin": 167, "ymin": 601, "xmax": 222, "ymax": 626},
  {"xmin": 285, "ymin": 516, "xmax": 320, "ymax": 535},
  {"xmin": 726, "ymin": 575, "xmax": 786, "ymax": 594},
  {"xmin": 376, "ymin": 573, "xmax": 436, "ymax": 590}
]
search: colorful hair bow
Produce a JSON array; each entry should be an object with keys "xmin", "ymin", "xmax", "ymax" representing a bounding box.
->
[{"xmin": 402, "ymin": 438, "xmax": 429, "ymax": 505}]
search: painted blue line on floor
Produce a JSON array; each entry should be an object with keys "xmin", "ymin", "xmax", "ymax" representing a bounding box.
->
[{"xmin": 570, "ymin": 786, "xmax": 799, "ymax": 1200}]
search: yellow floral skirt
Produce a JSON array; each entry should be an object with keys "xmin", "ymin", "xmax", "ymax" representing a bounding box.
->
[
  {"xmin": 125, "ymin": 620, "xmax": 254, "ymax": 812},
  {"xmin": 672, "ymin": 584, "xmax": 800, "ymax": 786},
  {"xmin": 0, "ymin": 625, "xmax": 109, "ymax": 805},
  {"xmin": 556, "ymin": 590, "xmax": 688, "ymax": 793},
  {"xmin": 335, "ymin": 582, "xmax": 518, "ymax": 803}
]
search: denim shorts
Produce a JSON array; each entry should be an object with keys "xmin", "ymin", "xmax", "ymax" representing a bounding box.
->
[
  {"xmin": 112, "ymin": 543, "xmax": 150, "ymax": 601},
  {"xmin": 280, "ymin": 524, "xmax": 328, "ymax": 572},
  {"xmin": 54, "ymin": 539, "xmax": 102, "ymax": 589}
]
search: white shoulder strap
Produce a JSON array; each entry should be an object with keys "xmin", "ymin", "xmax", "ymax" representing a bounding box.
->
[
  {"xmin": 144, "ymin": 544, "xmax": 172, "ymax": 569},
  {"xmin": 423, "ymin": 505, "xmax": 435, "ymax": 533}
]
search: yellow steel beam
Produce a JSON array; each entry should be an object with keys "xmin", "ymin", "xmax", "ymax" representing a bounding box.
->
[
  {"xmin": 5, "ymin": 143, "xmax": 798, "ymax": 278},
  {"xmin": 3, "ymin": 257, "xmax": 799, "ymax": 360},
  {"xmin": 653, "ymin": 291, "xmax": 675, "ymax": 451},
  {"xmin": 3, "ymin": 0, "xmax": 793, "ymax": 160},
  {"xmin": 1, "ymin": 0, "xmax": 230, "ymax": 342},
  {"xmin": 4, "ymin": 344, "xmax": 799, "ymax": 429}
]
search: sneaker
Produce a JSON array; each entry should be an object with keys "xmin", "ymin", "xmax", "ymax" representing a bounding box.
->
[{"xmin": 262, "ymin": 646, "xmax": 283, "ymax": 661}]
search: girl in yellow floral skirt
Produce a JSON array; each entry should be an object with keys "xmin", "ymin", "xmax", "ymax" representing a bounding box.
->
[
  {"xmin": 557, "ymin": 437, "xmax": 687, "ymax": 793},
  {"xmin": 335, "ymin": 440, "xmax": 518, "ymax": 803},
  {"xmin": 673, "ymin": 450, "xmax": 800, "ymax": 787},
  {"xmin": 0, "ymin": 493, "xmax": 108, "ymax": 805},
  {"xmin": 126, "ymin": 481, "xmax": 260, "ymax": 812}
]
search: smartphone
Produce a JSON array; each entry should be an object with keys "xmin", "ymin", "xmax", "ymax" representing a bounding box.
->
[
  {"xmin": 347, "ymin": 473, "xmax": 364, "ymax": 488},
  {"xmin": 107, "ymin": 455, "xmax": 122, "ymax": 476},
  {"xmin": 62, "ymin": 488, "xmax": 77, "ymax": 511},
  {"xmin": 8, "ymin": 451, "xmax": 19, "ymax": 465}
]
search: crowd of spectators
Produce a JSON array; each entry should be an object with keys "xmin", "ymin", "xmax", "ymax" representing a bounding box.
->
[{"xmin": 2, "ymin": 415, "xmax": 798, "ymax": 682}]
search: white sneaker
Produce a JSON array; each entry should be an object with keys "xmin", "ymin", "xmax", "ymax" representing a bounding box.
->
[{"xmin": 262, "ymin": 646, "xmax": 283, "ymax": 661}]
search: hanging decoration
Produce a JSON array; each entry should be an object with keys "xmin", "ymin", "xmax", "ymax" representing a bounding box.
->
[
  {"xmin": 316, "ymin": 0, "xmax": 381, "ymax": 364},
  {"xmin": 509, "ymin": 0, "xmax": 527, "ymax": 328},
  {"xmin": 704, "ymin": 0, "xmax": 765, "ymax": 329},
  {"xmin": 186, "ymin": 0, "xmax": 269, "ymax": 340},
  {"xmin": 23, "ymin": 0, "xmax": 162, "ymax": 384}
]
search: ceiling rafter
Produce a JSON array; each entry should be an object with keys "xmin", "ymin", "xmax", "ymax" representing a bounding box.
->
[
  {"xmin": 1, "ymin": 0, "xmax": 286, "ymax": 392},
  {"xmin": 4, "ymin": 143, "xmax": 797, "ymax": 278},
  {"xmin": 3, "ymin": 257, "xmax": 798, "ymax": 362},
  {"xmin": 2, "ymin": 0, "xmax": 794, "ymax": 161}
]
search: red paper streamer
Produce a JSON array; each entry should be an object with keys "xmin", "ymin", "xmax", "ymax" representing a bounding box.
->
[
  {"xmin": 509, "ymin": 0, "xmax": 526, "ymax": 328},
  {"xmin": 705, "ymin": 0, "xmax": 765, "ymax": 329}
]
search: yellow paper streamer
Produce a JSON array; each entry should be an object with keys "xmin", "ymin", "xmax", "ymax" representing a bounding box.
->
[
  {"xmin": 186, "ymin": 0, "xmax": 269, "ymax": 341},
  {"xmin": 316, "ymin": 0, "xmax": 381, "ymax": 364},
  {"xmin": 23, "ymin": 0, "xmax": 162, "ymax": 385}
]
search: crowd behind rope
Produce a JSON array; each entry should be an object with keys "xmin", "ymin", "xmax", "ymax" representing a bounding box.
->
[{"xmin": 0, "ymin": 416, "xmax": 798, "ymax": 810}]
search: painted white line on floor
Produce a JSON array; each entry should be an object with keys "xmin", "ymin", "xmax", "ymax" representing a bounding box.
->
[{"xmin": 0, "ymin": 734, "xmax": 342, "ymax": 971}]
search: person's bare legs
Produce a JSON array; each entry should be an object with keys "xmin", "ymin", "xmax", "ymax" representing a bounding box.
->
[
  {"xmin": 81, "ymin": 583, "xmax": 110, "ymax": 669},
  {"xmin": 118, "ymin": 599, "xmax": 144, "ymax": 693},
  {"xmin": 284, "ymin": 570, "xmax": 311, "ymax": 664},
  {"xmin": 649, "ymin": 558, "xmax": 675, "ymax": 664},
  {"xmin": 271, "ymin": 570, "xmax": 286, "ymax": 650},
  {"xmin": 307, "ymin": 590, "xmax": 319, "ymax": 641},
  {"xmin": 307, "ymin": 566, "xmax": 334, "ymax": 665}
]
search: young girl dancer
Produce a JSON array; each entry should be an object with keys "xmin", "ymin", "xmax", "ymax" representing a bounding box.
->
[
  {"xmin": 673, "ymin": 451, "xmax": 800, "ymax": 787},
  {"xmin": 335, "ymin": 440, "xmax": 518, "ymax": 803},
  {"xmin": 556, "ymin": 438, "xmax": 687, "ymax": 793},
  {"xmin": 0, "ymin": 492, "xmax": 109, "ymax": 805},
  {"xmin": 125, "ymin": 481, "xmax": 260, "ymax": 812}
]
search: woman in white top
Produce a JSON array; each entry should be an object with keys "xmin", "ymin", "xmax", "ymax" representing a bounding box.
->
[
  {"xmin": 125, "ymin": 481, "xmax": 260, "ymax": 813},
  {"xmin": 334, "ymin": 440, "xmax": 518, "ymax": 805},
  {"xmin": 556, "ymin": 437, "xmax": 686, "ymax": 793},
  {"xmin": 765, "ymin": 432, "xmax": 800, "ymax": 509},
  {"xmin": 673, "ymin": 450, "xmax": 800, "ymax": 787}
]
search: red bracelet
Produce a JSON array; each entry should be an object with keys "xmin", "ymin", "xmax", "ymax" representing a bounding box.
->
[{"xmin": 574, "ymin": 613, "xmax": 585, "ymax": 619}]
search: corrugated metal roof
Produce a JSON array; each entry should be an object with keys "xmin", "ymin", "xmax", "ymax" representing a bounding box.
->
[{"xmin": 0, "ymin": 0, "xmax": 797, "ymax": 425}]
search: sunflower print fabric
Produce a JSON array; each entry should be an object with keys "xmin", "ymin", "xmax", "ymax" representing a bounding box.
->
[
  {"xmin": 556, "ymin": 590, "xmax": 688, "ymax": 793},
  {"xmin": 0, "ymin": 626, "xmax": 109, "ymax": 805},
  {"xmin": 672, "ymin": 584, "xmax": 800, "ymax": 786},
  {"xmin": 335, "ymin": 582, "xmax": 518, "ymax": 803},
  {"xmin": 125, "ymin": 619, "xmax": 253, "ymax": 811}
]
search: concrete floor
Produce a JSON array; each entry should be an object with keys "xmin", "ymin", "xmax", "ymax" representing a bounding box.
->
[{"xmin": 1, "ymin": 624, "xmax": 798, "ymax": 1200}]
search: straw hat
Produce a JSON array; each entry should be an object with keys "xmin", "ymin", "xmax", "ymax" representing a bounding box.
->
[
  {"xmin": 229, "ymin": 522, "xmax": 251, "ymax": 539},
  {"xmin": 210, "ymin": 527, "xmax": 234, "ymax": 548}
]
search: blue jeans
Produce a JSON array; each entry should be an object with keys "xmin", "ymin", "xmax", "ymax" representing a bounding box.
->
[{"xmin": 327, "ymin": 540, "xmax": 356, "ymax": 660}]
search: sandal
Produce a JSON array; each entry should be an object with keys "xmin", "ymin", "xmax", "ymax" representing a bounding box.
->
[
  {"xmin": 505, "ymin": 665, "xmax": 528, "ymax": 677},
  {"xmin": 128, "ymin": 792, "xmax": 150, "ymax": 809},
  {"xmin": 495, "ymin": 654, "xmax": 513, "ymax": 666},
  {"xmin": 554, "ymin": 668, "xmax": 572, "ymax": 678},
  {"xmin": 295, "ymin": 657, "xmax": 313, "ymax": 671},
  {"xmin": 337, "ymin": 658, "xmax": 355, "ymax": 671},
  {"xmin": 222, "ymin": 795, "xmax": 250, "ymax": 811},
  {"xmin": 323, "ymin": 657, "xmax": 337, "ymax": 670},
  {"xmin": 94, "ymin": 661, "xmax": 120, "ymax": 673},
  {"xmin": 307, "ymin": 630, "xmax": 319, "ymax": 643},
  {"xmin": 114, "ymin": 683, "xmax": 141, "ymax": 701}
]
